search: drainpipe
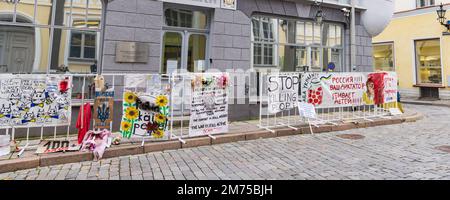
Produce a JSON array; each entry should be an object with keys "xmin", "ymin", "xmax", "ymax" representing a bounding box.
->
[
  {"xmin": 98, "ymin": 0, "xmax": 108, "ymax": 75},
  {"xmin": 350, "ymin": 0, "xmax": 356, "ymax": 72}
]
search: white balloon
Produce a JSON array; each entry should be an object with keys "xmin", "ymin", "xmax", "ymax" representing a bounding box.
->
[{"xmin": 360, "ymin": 0, "xmax": 395, "ymax": 37}]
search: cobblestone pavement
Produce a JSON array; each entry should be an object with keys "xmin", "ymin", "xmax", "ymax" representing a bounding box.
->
[{"xmin": 1, "ymin": 104, "xmax": 449, "ymax": 180}]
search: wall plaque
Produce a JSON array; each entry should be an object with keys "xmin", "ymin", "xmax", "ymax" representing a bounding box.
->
[{"xmin": 115, "ymin": 42, "xmax": 149, "ymax": 63}]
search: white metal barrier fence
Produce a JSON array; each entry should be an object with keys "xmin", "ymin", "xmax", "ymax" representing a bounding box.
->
[{"xmin": 0, "ymin": 71, "xmax": 401, "ymax": 156}]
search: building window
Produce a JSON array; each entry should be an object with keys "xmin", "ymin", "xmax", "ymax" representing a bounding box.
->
[
  {"xmin": 415, "ymin": 39, "xmax": 442, "ymax": 84},
  {"xmin": 162, "ymin": 7, "xmax": 209, "ymax": 74},
  {"xmin": 0, "ymin": 0, "xmax": 103, "ymax": 74},
  {"xmin": 0, "ymin": 0, "xmax": 104, "ymax": 101},
  {"xmin": 373, "ymin": 43, "xmax": 395, "ymax": 71},
  {"xmin": 69, "ymin": 19, "xmax": 99, "ymax": 60},
  {"xmin": 164, "ymin": 8, "xmax": 207, "ymax": 29},
  {"xmin": 69, "ymin": 31, "xmax": 97, "ymax": 60},
  {"xmin": 252, "ymin": 17, "xmax": 277, "ymax": 67},
  {"xmin": 416, "ymin": 0, "xmax": 435, "ymax": 8},
  {"xmin": 251, "ymin": 16, "xmax": 344, "ymax": 72}
]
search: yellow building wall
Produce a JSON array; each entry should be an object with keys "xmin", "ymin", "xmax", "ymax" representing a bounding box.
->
[{"xmin": 373, "ymin": 11, "xmax": 450, "ymax": 97}]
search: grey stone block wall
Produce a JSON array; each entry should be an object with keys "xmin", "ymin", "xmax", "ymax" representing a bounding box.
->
[
  {"xmin": 210, "ymin": 9, "xmax": 252, "ymax": 71},
  {"xmin": 102, "ymin": 0, "xmax": 163, "ymax": 73}
]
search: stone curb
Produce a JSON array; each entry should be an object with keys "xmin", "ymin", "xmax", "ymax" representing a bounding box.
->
[
  {"xmin": 0, "ymin": 113, "xmax": 424, "ymax": 174},
  {"xmin": 402, "ymin": 100, "xmax": 450, "ymax": 108}
]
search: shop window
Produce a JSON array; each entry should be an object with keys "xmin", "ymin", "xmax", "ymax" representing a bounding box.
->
[
  {"xmin": 415, "ymin": 39, "xmax": 442, "ymax": 84},
  {"xmin": 373, "ymin": 43, "xmax": 395, "ymax": 71}
]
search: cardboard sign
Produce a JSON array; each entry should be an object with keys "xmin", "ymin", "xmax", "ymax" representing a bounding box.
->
[
  {"xmin": 0, "ymin": 74, "xmax": 72, "ymax": 127},
  {"xmin": 35, "ymin": 140, "xmax": 80, "ymax": 154},
  {"xmin": 94, "ymin": 90, "xmax": 114, "ymax": 129},
  {"xmin": 298, "ymin": 102, "xmax": 317, "ymax": 119},
  {"xmin": 267, "ymin": 73, "xmax": 300, "ymax": 114},
  {"xmin": 189, "ymin": 73, "xmax": 229, "ymax": 137}
]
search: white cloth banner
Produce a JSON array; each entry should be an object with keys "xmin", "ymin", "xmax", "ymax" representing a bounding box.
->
[
  {"xmin": 267, "ymin": 73, "xmax": 300, "ymax": 114},
  {"xmin": 300, "ymin": 73, "xmax": 366, "ymax": 108},
  {"xmin": 189, "ymin": 73, "xmax": 229, "ymax": 137},
  {"xmin": 0, "ymin": 74, "xmax": 72, "ymax": 127}
]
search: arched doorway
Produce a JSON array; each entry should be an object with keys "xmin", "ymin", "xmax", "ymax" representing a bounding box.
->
[{"xmin": 0, "ymin": 13, "xmax": 35, "ymax": 73}]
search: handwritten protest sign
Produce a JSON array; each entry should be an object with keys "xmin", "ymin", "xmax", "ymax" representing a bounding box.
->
[
  {"xmin": 189, "ymin": 73, "xmax": 229, "ymax": 137},
  {"xmin": 120, "ymin": 75, "xmax": 170, "ymax": 140},
  {"xmin": 0, "ymin": 74, "xmax": 72, "ymax": 127},
  {"xmin": 297, "ymin": 102, "xmax": 317, "ymax": 119},
  {"xmin": 300, "ymin": 73, "xmax": 365, "ymax": 108},
  {"xmin": 364, "ymin": 72, "xmax": 398, "ymax": 105},
  {"xmin": 267, "ymin": 73, "xmax": 300, "ymax": 114}
]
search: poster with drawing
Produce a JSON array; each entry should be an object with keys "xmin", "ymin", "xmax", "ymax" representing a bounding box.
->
[
  {"xmin": 189, "ymin": 73, "xmax": 229, "ymax": 137},
  {"xmin": 94, "ymin": 90, "xmax": 114, "ymax": 129},
  {"xmin": 300, "ymin": 73, "xmax": 365, "ymax": 108},
  {"xmin": 120, "ymin": 75, "xmax": 170, "ymax": 140},
  {"xmin": 0, "ymin": 74, "xmax": 72, "ymax": 127},
  {"xmin": 267, "ymin": 73, "xmax": 300, "ymax": 114},
  {"xmin": 363, "ymin": 72, "xmax": 398, "ymax": 105}
]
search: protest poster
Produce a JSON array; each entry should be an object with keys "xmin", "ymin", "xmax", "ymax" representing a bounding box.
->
[
  {"xmin": 300, "ymin": 73, "xmax": 366, "ymax": 108},
  {"xmin": 120, "ymin": 75, "xmax": 170, "ymax": 139},
  {"xmin": 0, "ymin": 74, "xmax": 72, "ymax": 127},
  {"xmin": 364, "ymin": 72, "xmax": 398, "ymax": 105},
  {"xmin": 297, "ymin": 102, "xmax": 317, "ymax": 119},
  {"xmin": 189, "ymin": 73, "xmax": 229, "ymax": 137},
  {"xmin": 267, "ymin": 73, "xmax": 300, "ymax": 114},
  {"xmin": 35, "ymin": 140, "xmax": 80, "ymax": 154},
  {"xmin": 94, "ymin": 90, "xmax": 114, "ymax": 129}
]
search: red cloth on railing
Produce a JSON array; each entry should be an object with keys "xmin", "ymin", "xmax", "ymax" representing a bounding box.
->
[{"xmin": 76, "ymin": 103, "xmax": 92, "ymax": 144}]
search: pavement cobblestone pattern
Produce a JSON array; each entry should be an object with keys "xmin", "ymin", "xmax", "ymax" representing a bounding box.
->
[{"xmin": 1, "ymin": 104, "xmax": 449, "ymax": 180}]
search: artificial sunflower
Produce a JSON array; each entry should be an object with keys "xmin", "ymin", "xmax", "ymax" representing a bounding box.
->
[
  {"xmin": 121, "ymin": 121, "xmax": 132, "ymax": 131},
  {"xmin": 125, "ymin": 107, "xmax": 139, "ymax": 120},
  {"xmin": 155, "ymin": 113, "xmax": 166, "ymax": 124},
  {"xmin": 152, "ymin": 129, "xmax": 165, "ymax": 139},
  {"xmin": 155, "ymin": 95, "xmax": 168, "ymax": 107},
  {"xmin": 124, "ymin": 91, "xmax": 137, "ymax": 104}
]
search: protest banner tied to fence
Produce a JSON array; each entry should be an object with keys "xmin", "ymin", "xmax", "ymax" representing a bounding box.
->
[
  {"xmin": 120, "ymin": 75, "xmax": 170, "ymax": 140},
  {"xmin": 189, "ymin": 73, "xmax": 229, "ymax": 137},
  {"xmin": 267, "ymin": 73, "xmax": 300, "ymax": 114},
  {"xmin": 0, "ymin": 74, "xmax": 72, "ymax": 128},
  {"xmin": 300, "ymin": 73, "xmax": 366, "ymax": 108}
]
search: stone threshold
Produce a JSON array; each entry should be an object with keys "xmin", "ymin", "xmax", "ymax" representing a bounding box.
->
[{"xmin": 0, "ymin": 113, "xmax": 423, "ymax": 174}]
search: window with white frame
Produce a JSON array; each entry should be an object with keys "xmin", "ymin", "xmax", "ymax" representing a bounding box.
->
[
  {"xmin": 0, "ymin": 0, "xmax": 103, "ymax": 73},
  {"xmin": 0, "ymin": 0, "xmax": 103, "ymax": 100},
  {"xmin": 69, "ymin": 20, "xmax": 100, "ymax": 60},
  {"xmin": 416, "ymin": 0, "xmax": 435, "ymax": 8},
  {"xmin": 251, "ymin": 16, "xmax": 344, "ymax": 72}
]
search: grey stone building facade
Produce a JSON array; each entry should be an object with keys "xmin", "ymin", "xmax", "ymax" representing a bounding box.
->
[
  {"xmin": 101, "ymin": 0, "xmax": 374, "ymax": 74},
  {"xmin": 0, "ymin": 0, "xmax": 378, "ymax": 137}
]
